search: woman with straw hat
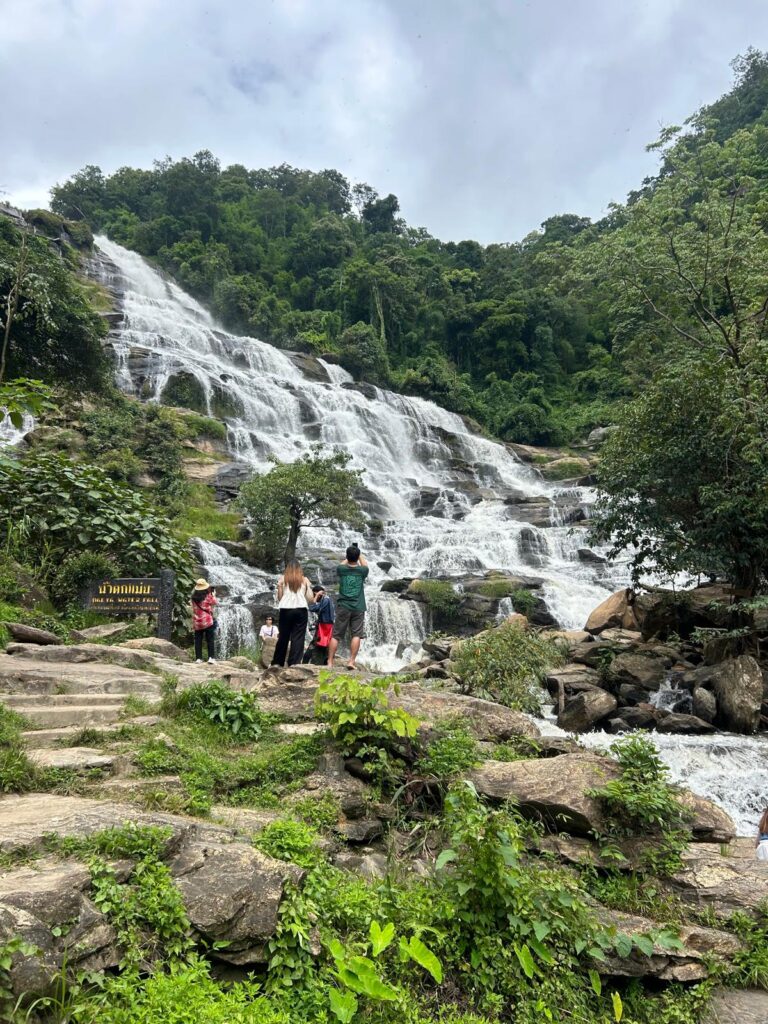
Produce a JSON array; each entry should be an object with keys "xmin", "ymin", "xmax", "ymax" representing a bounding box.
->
[{"xmin": 191, "ymin": 578, "xmax": 218, "ymax": 664}]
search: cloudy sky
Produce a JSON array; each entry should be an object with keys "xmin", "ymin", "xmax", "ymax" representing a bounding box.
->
[{"xmin": 1, "ymin": 0, "xmax": 766, "ymax": 243}]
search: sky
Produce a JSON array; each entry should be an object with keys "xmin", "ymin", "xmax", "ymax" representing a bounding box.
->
[{"xmin": 1, "ymin": 0, "xmax": 766, "ymax": 244}]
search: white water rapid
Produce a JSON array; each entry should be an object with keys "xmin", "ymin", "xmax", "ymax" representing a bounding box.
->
[
  {"xmin": 535, "ymin": 701, "xmax": 768, "ymax": 837},
  {"xmin": 92, "ymin": 235, "xmax": 628, "ymax": 666}
]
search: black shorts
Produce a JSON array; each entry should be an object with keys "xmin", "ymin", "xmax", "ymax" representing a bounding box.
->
[{"xmin": 333, "ymin": 607, "xmax": 366, "ymax": 640}]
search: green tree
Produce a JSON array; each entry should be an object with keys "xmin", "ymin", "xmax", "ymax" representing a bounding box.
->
[
  {"xmin": 237, "ymin": 448, "xmax": 365, "ymax": 566},
  {"xmin": 338, "ymin": 321, "xmax": 389, "ymax": 383},
  {"xmin": 0, "ymin": 219, "xmax": 107, "ymax": 388},
  {"xmin": 586, "ymin": 120, "xmax": 768, "ymax": 594}
]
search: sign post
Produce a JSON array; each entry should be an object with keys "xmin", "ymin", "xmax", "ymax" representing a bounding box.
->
[{"xmin": 84, "ymin": 572, "xmax": 176, "ymax": 640}]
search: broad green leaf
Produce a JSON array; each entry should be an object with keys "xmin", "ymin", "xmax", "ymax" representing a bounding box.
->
[
  {"xmin": 435, "ymin": 849, "xmax": 456, "ymax": 870},
  {"xmin": 405, "ymin": 935, "xmax": 443, "ymax": 984},
  {"xmin": 329, "ymin": 988, "xmax": 357, "ymax": 1023},
  {"xmin": 612, "ymin": 991, "xmax": 623, "ymax": 1022},
  {"xmin": 369, "ymin": 920, "xmax": 395, "ymax": 957},
  {"xmin": 515, "ymin": 943, "xmax": 536, "ymax": 980},
  {"xmin": 588, "ymin": 969, "xmax": 602, "ymax": 997}
]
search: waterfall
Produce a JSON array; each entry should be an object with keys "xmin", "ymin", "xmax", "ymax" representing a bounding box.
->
[
  {"xmin": 0, "ymin": 412, "xmax": 34, "ymax": 447},
  {"xmin": 93, "ymin": 235, "xmax": 630, "ymax": 663}
]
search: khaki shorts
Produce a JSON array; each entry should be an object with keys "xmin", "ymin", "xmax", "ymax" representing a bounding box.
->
[{"xmin": 333, "ymin": 607, "xmax": 366, "ymax": 640}]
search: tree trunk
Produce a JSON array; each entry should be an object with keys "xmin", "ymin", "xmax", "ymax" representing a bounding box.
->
[{"xmin": 284, "ymin": 513, "xmax": 301, "ymax": 564}]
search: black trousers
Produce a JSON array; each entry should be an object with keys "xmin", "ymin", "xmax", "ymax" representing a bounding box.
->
[
  {"xmin": 272, "ymin": 608, "xmax": 308, "ymax": 667},
  {"xmin": 194, "ymin": 624, "xmax": 216, "ymax": 660}
]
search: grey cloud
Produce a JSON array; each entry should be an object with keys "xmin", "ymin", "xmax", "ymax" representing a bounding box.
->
[{"xmin": 0, "ymin": 0, "xmax": 765, "ymax": 242}]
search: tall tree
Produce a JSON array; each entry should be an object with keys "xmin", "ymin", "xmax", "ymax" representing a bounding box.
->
[{"xmin": 237, "ymin": 448, "xmax": 365, "ymax": 566}]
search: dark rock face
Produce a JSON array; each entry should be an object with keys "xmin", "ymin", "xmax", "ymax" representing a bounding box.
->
[
  {"xmin": 692, "ymin": 686, "xmax": 717, "ymax": 723},
  {"xmin": 557, "ymin": 690, "xmax": 617, "ymax": 733},
  {"xmin": 655, "ymin": 712, "xmax": 715, "ymax": 735},
  {"xmin": 4, "ymin": 623, "xmax": 60, "ymax": 645},
  {"xmin": 169, "ymin": 841, "xmax": 302, "ymax": 964},
  {"xmin": 708, "ymin": 656, "xmax": 763, "ymax": 734}
]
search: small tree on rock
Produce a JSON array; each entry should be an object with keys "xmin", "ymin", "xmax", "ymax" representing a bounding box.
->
[{"xmin": 237, "ymin": 447, "xmax": 365, "ymax": 567}]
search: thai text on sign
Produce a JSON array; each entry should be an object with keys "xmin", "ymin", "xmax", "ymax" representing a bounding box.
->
[{"xmin": 86, "ymin": 578, "xmax": 161, "ymax": 615}]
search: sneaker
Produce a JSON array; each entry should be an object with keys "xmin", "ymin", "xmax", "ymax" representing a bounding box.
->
[
  {"xmin": 208, "ymin": 658, "xmax": 217, "ymax": 664},
  {"xmin": 195, "ymin": 659, "xmax": 203, "ymax": 664}
]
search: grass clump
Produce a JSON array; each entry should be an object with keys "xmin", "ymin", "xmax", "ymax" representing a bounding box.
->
[
  {"xmin": 173, "ymin": 483, "xmax": 239, "ymax": 543},
  {"xmin": 453, "ymin": 622, "xmax": 562, "ymax": 714},
  {"xmin": 0, "ymin": 704, "xmax": 37, "ymax": 794},
  {"xmin": 410, "ymin": 579, "xmax": 460, "ymax": 619},
  {"xmin": 174, "ymin": 680, "xmax": 272, "ymax": 741}
]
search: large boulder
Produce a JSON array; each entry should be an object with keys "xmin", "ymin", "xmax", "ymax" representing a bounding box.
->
[
  {"xmin": 692, "ymin": 686, "xmax": 717, "ymax": 723},
  {"xmin": 3, "ymin": 622, "xmax": 60, "ymax": 646},
  {"xmin": 678, "ymin": 791, "xmax": 736, "ymax": 843},
  {"xmin": 391, "ymin": 683, "xmax": 541, "ymax": 742},
  {"xmin": 610, "ymin": 652, "xmax": 667, "ymax": 691},
  {"xmin": 70, "ymin": 623, "xmax": 135, "ymax": 643},
  {"xmin": 469, "ymin": 753, "xmax": 619, "ymax": 835},
  {"xmin": 666, "ymin": 840, "xmax": 768, "ymax": 918},
  {"xmin": 655, "ymin": 712, "xmax": 715, "ymax": 735},
  {"xmin": 599, "ymin": 909, "xmax": 740, "ymax": 982},
  {"xmin": 557, "ymin": 690, "xmax": 617, "ymax": 732},
  {"xmin": 585, "ymin": 589, "xmax": 639, "ymax": 634},
  {"xmin": 709, "ymin": 655, "xmax": 763, "ymax": 734},
  {"xmin": 704, "ymin": 989, "xmax": 768, "ymax": 1023},
  {"xmin": 121, "ymin": 637, "xmax": 190, "ymax": 661},
  {"xmin": 168, "ymin": 841, "xmax": 301, "ymax": 964}
]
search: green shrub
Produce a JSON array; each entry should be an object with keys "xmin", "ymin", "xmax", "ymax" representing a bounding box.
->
[
  {"xmin": 254, "ymin": 819, "xmax": 324, "ymax": 869},
  {"xmin": 509, "ymin": 588, "xmax": 539, "ymax": 617},
  {"xmin": 589, "ymin": 734, "xmax": 691, "ymax": 874},
  {"xmin": 453, "ymin": 623, "xmax": 562, "ymax": 714},
  {"xmin": 315, "ymin": 674, "xmax": 417, "ymax": 785},
  {"xmin": 476, "ymin": 579, "xmax": 515, "ymax": 600},
  {"xmin": 291, "ymin": 791, "xmax": 341, "ymax": 832},
  {"xmin": 0, "ymin": 704, "xmax": 25, "ymax": 747},
  {"xmin": 0, "ymin": 451, "xmax": 195, "ymax": 621},
  {"xmin": 173, "ymin": 483, "xmax": 239, "ymax": 543},
  {"xmin": 177, "ymin": 411, "xmax": 228, "ymax": 441},
  {"xmin": 80, "ymin": 956, "xmax": 289, "ymax": 1024},
  {"xmin": 49, "ymin": 551, "xmax": 119, "ymax": 607},
  {"xmin": 175, "ymin": 680, "xmax": 267, "ymax": 740},
  {"xmin": 410, "ymin": 579, "xmax": 460, "ymax": 618},
  {"xmin": 418, "ymin": 720, "xmax": 479, "ymax": 781},
  {"xmin": 0, "ymin": 745, "xmax": 36, "ymax": 793}
]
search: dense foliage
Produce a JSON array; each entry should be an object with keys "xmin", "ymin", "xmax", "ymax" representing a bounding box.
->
[
  {"xmin": 0, "ymin": 450, "xmax": 195, "ymax": 615},
  {"xmin": 453, "ymin": 622, "xmax": 564, "ymax": 713},
  {"xmin": 0, "ymin": 218, "xmax": 106, "ymax": 387},
  {"xmin": 49, "ymin": 156, "xmax": 625, "ymax": 446}
]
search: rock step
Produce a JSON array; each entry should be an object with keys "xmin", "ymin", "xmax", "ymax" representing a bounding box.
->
[
  {"xmin": 1, "ymin": 693, "xmax": 131, "ymax": 707},
  {"xmin": 94, "ymin": 775, "xmax": 184, "ymax": 799},
  {"xmin": 28, "ymin": 747, "xmax": 117, "ymax": 772},
  {"xmin": 12, "ymin": 705, "xmax": 125, "ymax": 729},
  {"xmin": 21, "ymin": 716, "xmax": 160, "ymax": 749}
]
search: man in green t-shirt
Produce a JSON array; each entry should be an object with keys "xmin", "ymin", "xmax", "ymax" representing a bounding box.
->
[{"xmin": 328, "ymin": 543, "xmax": 369, "ymax": 670}]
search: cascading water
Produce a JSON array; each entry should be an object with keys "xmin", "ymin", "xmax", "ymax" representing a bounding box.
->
[{"xmin": 92, "ymin": 235, "xmax": 630, "ymax": 662}]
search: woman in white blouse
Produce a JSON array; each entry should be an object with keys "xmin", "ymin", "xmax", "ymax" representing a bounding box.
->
[{"xmin": 271, "ymin": 560, "xmax": 313, "ymax": 667}]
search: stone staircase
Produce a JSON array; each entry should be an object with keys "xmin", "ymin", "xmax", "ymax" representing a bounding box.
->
[{"xmin": 0, "ymin": 636, "xmax": 262, "ymax": 779}]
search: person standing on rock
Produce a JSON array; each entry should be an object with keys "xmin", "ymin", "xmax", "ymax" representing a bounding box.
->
[
  {"xmin": 271, "ymin": 560, "xmax": 314, "ymax": 668},
  {"xmin": 191, "ymin": 579, "xmax": 217, "ymax": 664},
  {"xmin": 328, "ymin": 543, "xmax": 369, "ymax": 670},
  {"xmin": 304, "ymin": 585, "xmax": 335, "ymax": 665}
]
